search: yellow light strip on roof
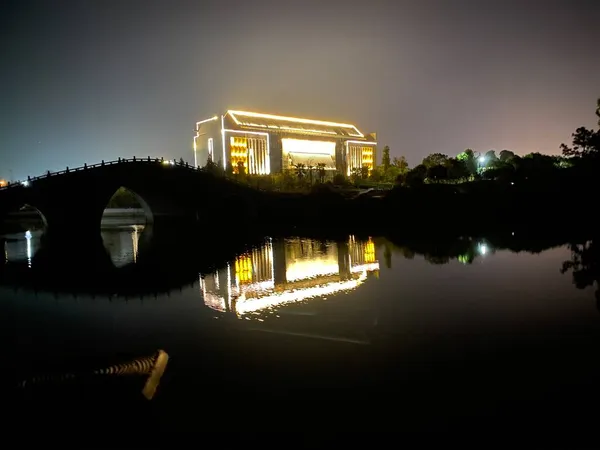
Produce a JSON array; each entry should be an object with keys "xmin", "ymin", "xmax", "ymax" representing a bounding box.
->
[
  {"xmin": 345, "ymin": 140, "xmax": 377, "ymax": 145},
  {"xmin": 228, "ymin": 110, "xmax": 364, "ymax": 137},
  {"xmin": 237, "ymin": 121, "xmax": 339, "ymax": 135},
  {"xmin": 196, "ymin": 116, "xmax": 218, "ymax": 128}
]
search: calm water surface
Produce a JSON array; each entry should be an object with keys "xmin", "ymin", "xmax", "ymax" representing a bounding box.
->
[{"xmin": 5, "ymin": 225, "xmax": 600, "ymax": 435}]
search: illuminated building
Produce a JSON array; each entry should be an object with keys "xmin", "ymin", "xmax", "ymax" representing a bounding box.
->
[
  {"xmin": 200, "ymin": 236, "xmax": 379, "ymax": 317},
  {"xmin": 193, "ymin": 111, "xmax": 377, "ymax": 176}
]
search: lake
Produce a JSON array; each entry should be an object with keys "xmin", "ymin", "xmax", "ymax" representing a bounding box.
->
[{"xmin": 4, "ymin": 224, "xmax": 600, "ymax": 439}]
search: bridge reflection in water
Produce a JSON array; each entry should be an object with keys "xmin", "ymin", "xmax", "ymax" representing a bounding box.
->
[
  {"xmin": 101, "ymin": 225, "xmax": 143, "ymax": 267},
  {"xmin": 3, "ymin": 224, "xmax": 143, "ymax": 268},
  {"xmin": 201, "ymin": 236, "xmax": 379, "ymax": 319}
]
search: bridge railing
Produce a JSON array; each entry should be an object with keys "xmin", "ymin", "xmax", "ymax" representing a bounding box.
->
[{"xmin": 0, "ymin": 157, "xmax": 202, "ymax": 191}]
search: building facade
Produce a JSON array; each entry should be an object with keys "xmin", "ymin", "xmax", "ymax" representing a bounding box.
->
[{"xmin": 193, "ymin": 110, "xmax": 377, "ymax": 176}]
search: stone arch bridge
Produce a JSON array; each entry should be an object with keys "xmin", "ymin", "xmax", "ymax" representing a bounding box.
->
[{"xmin": 0, "ymin": 157, "xmax": 264, "ymax": 236}]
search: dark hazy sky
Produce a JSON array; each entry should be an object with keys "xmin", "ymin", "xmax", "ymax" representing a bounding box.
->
[{"xmin": 1, "ymin": 0, "xmax": 598, "ymax": 180}]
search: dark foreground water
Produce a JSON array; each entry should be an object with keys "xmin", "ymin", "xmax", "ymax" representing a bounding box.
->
[{"xmin": 4, "ymin": 224, "xmax": 600, "ymax": 442}]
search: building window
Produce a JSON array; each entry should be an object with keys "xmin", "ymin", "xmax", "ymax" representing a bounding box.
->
[
  {"xmin": 247, "ymin": 136, "xmax": 269, "ymax": 175},
  {"xmin": 361, "ymin": 146, "xmax": 374, "ymax": 172},
  {"xmin": 347, "ymin": 144, "xmax": 375, "ymax": 176},
  {"xmin": 208, "ymin": 138, "xmax": 214, "ymax": 160},
  {"xmin": 230, "ymin": 136, "xmax": 248, "ymax": 174},
  {"xmin": 229, "ymin": 135, "xmax": 269, "ymax": 175}
]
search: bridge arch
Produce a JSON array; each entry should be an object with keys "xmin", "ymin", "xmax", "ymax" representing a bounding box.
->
[
  {"xmin": 102, "ymin": 186, "xmax": 154, "ymax": 225},
  {"xmin": 19, "ymin": 203, "xmax": 48, "ymax": 229}
]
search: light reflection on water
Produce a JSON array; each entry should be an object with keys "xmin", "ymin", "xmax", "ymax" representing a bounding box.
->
[
  {"xmin": 200, "ymin": 237, "xmax": 380, "ymax": 320},
  {"xmin": 5, "ymin": 225, "xmax": 600, "ymax": 432},
  {"xmin": 3, "ymin": 229, "xmax": 42, "ymax": 264},
  {"xmin": 2, "ymin": 225, "xmax": 144, "ymax": 268},
  {"xmin": 101, "ymin": 225, "xmax": 143, "ymax": 267}
]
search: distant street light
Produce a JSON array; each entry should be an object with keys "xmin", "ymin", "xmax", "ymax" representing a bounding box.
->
[{"xmin": 478, "ymin": 156, "xmax": 486, "ymax": 164}]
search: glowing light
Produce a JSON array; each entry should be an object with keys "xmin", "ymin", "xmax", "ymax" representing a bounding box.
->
[
  {"xmin": 346, "ymin": 141, "xmax": 377, "ymax": 176},
  {"xmin": 203, "ymin": 291, "xmax": 227, "ymax": 312},
  {"xmin": 228, "ymin": 110, "xmax": 364, "ymax": 138},
  {"xmin": 350, "ymin": 262, "xmax": 380, "ymax": 273},
  {"xmin": 230, "ymin": 136, "xmax": 249, "ymax": 173},
  {"xmin": 478, "ymin": 243, "xmax": 488, "ymax": 255},
  {"xmin": 0, "ymin": 180, "xmax": 6, "ymax": 187},
  {"xmin": 223, "ymin": 129, "xmax": 271, "ymax": 174},
  {"xmin": 195, "ymin": 116, "xmax": 218, "ymax": 128},
  {"xmin": 235, "ymin": 271, "xmax": 368, "ymax": 315},
  {"xmin": 286, "ymin": 260, "xmax": 340, "ymax": 282},
  {"xmin": 479, "ymin": 156, "xmax": 486, "ymax": 164},
  {"xmin": 223, "ymin": 129, "xmax": 269, "ymax": 137},
  {"xmin": 131, "ymin": 226, "xmax": 140, "ymax": 263},
  {"xmin": 21, "ymin": 180, "xmax": 29, "ymax": 187},
  {"xmin": 221, "ymin": 115, "xmax": 226, "ymax": 170},
  {"xmin": 193, "ymin": 135, "xmax": 198, "ymax": 168},
  {"xmin": 208, "ymin": 137, "xmax": 214, "ymax": 161},
  {"xmin": 345, "ymin": 140, "xmax": 377, "ymax": 146},
  {"xmin": 282, "ymin": 138, "xmax": 336, "ymax": 170},
  {"xmin": 235, "ymin": 255, "xmax": 253, "ymax": 284},
  {"xmin": 282, "ymin": 138, "xmax": 335, "ymax": 156},
  {"xmin": 364, "ymin": 239, "xmax": 376, "ymax": 263},
  {"xmin": 239, "ymin": 121, "xmax": 339, "ymax": 135},
  {"xmin": 25, "ymin": 230, "xmax": 32, "ymax": 267},
  {"xmin": 226, "ymin": 262, "xmax": 231, "ymax": 310}
]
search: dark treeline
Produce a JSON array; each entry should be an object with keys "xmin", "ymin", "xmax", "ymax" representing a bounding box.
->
[{"xmin": 263, "ymin": 98, "xmax": 600, "ymax": 236}]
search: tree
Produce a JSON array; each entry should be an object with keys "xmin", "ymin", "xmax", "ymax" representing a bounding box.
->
[
  {"xmin": 306, "ymin": 162, "xmax": 315, "ymax": 185},
  {"xmin": 427, "ymin": 164, "xmax": 448, "ymax": 182},
  {"xmin": 294, "ymin": 163, "xmax": 306, "ymax": 180},
  {"xmin": 445, "ymin": 158, "xmax": 469, "ymax": 181},
  {"xmin": 360, "ymin": 165, "xmax": 370, "ymax": 180},
  {"xmin": 560, "ymin": 127, "xmax": 600, "ymax": 159},
  {"xmin": 422, "ymin": 153, "xmax": 449, "ymax": 168},
  {"xmin": 560, "ymin": 98, "xmax": 600, "ymax": 160},
  {"xmin": 561, "ymin": 240, "xmax": 600, "ymax": 302},
  {"xmin": 395, "ymin": 173, "xmax": 406, "ymax": 185},
  {"xmin": 499, "ymin": 150, "xmax": 516, "ymax": 162},
  {"xmin": 484, "ymin": 150, "xmax": 498, "ymax": 164},
  {"xmin": 392, "ymin": 156, "xmax": 408, "ymax": 173},
  {"xmin": 381, "ymin": 146, "xmax": 391, "ymax": 172},
  {"xmin": 483, "ymin": 159, "xmax": 515, "ymax": 181},
  {"xmin": 332, "ymin": 173, "xmax": 347, "ymax": 185},
  {"xmin": 204, "ymin": 155, "xmax": 221, "ymax": 176},
  {"xmin": 457, "ymin": 149, "xmax": 478, "ymax": 176},
  {"xmin": 514, "ymin": 153, "xmax": 559, "ymax": 180},
  {"xmin": 316, "ymin": 163, "xmax": 326, "ymax": 183},
  {"xmin": 236, "ymin": 161, "xmax": 246, "ymax": 175},
  {"xmin": 350, "ymin": 167, "xmax": 363, "ymax": 184},
  {"xmin": 405, "ymin": 164, "xmax": 427, "ymax": 187}
]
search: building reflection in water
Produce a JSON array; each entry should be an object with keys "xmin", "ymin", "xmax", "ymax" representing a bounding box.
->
[
  {"xmin": 102, "ymin": 225, "xmax": 143, "ymax": 267},
  {"xmin": 200, "ymin": 236, "xmax": 379, "ymax": 317}
]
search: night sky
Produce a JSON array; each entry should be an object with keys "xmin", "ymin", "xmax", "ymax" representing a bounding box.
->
[{"xmin": 1, "ymin": 0, "xmax": 598, "ymax": 180}]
